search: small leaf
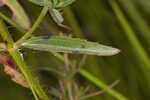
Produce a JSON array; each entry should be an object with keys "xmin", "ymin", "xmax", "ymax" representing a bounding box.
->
[
  {"xmin": 55, "ymin": 0, "xmax": 76, "ymax": 8},
  {"xmin": 4, "ymin": 64, "xmax": 29, "ymax": 88},
  {"xmin": 29, "ymin": 0, "xmax": 52, "ymax": 7},
  {"xmin": 21, "ymin": 36, "xmax": 120, "ymax": 56},
  {"xmin": 0, "ymin": 53, "xmax": 29, "ymax": 88},
  {"xmin": 29, "ymin": 0, "xmax": 75, "ymax": 8},
  {"xmin": 49, "ymin": 8, "xmax": 64, "ymax": 25}
]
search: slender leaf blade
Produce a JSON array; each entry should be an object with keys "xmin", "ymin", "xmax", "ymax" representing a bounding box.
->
[
  {"xmin": 29, "ymin": 0, "xmax": 52, "ymax": 6},
  {"xmin": 22, "ymin": 36, "xmax": 120, "ymax": 56}
]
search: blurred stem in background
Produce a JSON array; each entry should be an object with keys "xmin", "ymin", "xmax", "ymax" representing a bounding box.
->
[
  {"xmin": 63, "ymin": 6, "xmax": 128, "ymax": 100},
  {"xmin": 118, "ymin": 0, "xmax": 150, "ymax": 45},
  {"xmin": 109, "ymin": 0, "xmax": 150, "ymax": 92}
]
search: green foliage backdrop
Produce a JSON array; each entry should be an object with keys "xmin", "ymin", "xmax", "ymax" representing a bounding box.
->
[{"xmin": 0, "ymin": 0, "xmax": 150, "ymax": 100}]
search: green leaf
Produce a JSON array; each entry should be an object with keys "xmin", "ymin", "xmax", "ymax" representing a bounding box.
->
[
  {"xmin": 29, "ymin": 0, "xmax": 75, "ymax": 8},
  {"xmin": 56, "ymin": 0, "xmax": 76, "ymax": 8},
  {"xmin": 21, "ymin": 36, "xmax": 120, "ymax": 56},
  {"xmin": 29, "ymin": 0, "xmax": 52, "ymax": 7}
]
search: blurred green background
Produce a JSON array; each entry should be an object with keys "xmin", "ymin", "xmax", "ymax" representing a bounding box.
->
[{"xmin": 0, "ymin": 0, "xmax": 150, "ymax": 100}]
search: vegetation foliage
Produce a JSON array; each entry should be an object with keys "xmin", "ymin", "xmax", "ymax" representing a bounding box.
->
[{"xmin": 0, "ymin": 0, "xmax": 149, "ymax": 100}]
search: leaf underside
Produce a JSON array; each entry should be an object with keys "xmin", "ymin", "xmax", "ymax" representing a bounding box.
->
[{"xmin": 22, "ymin": 36, "xmax": 120, "ymax": 56}]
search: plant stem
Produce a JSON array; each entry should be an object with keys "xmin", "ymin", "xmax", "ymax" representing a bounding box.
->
[
  {"xmin": 15, "ymin": 6, "xmax": 49, "ymax": 47},
  {"xmin": 10, "ymin": 50, "xmax": 49, "ymax": 100},
  {"xmin": 63, "ymin": 7, "xmax": 128, "ymax": 100},
  {"xmin": 0, "ymin": 18, "xmax": 50, "ymax": 100},
  {"xmin": 64, "ymin": 53, "xmax": 70, "ymax": 71},
  {"xmin": 66, "ymin": 81, "xmax": 73, "ymax": 100},
  {"xmin": 79, "ymin": 70, "xmax": 128, "ymax": 100},
  {"xmin": 50, "ymin": 52, "xmax": 129, "ymax": 100},
  {"xmin": 9, "ymin": 51, "xmax": 40, "ymax": 100},
  {"xmin": 109, "ymin": 0, "xmax": 150, "ymax": 85},
  {"xmin": 80, "ymin": 80, "xmax": 120, "ymax": 100},
  {"xmin": 0, "ymin": 7, "xmax": 128, "ymax": 100},
  {"xmin": 0, "ymin": 18, "xmax": 37, "ymax": 100},
  {"xmin": 118, "ymin": 0, "xmax": 150, "ymax": 44},
  {"xmin": 0, "ymin": 12, "xmax": 26, "ymax": 33}
]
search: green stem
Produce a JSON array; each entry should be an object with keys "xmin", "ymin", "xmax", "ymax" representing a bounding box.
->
[
  {"xmin": 0, "ymin": 12, "xmax": 26, "ymax": 33},
  {"xmin": 0, "ymin": 18, "xmax": 35, "ymax": 100},
  {"xmin": 0, "ymin": 6, "xmax": 128, "ymax": 100},
  {"xmin": 15, "ymin": 6, "xmax": 49, "ymax": 47},
  {"xmin": 9, "ymin": 51, "xmax": 39, "ymax": 100},
  {"xmin": 109, "ymin": 0, "xmax": 150, "ymax": 83},
  {"xmin": 118, "ymin": 0, "xmax": 150, "ymax": 44},
  {"xmin": 63, "ymin": 7, "xmax": 129, "ymax": 100},
  {"xmin": 0, "ymin": 19, "xmax": 49, "ymax": 100},
  {"xmin": 9, "ymin": 51, "xmax": 49, "ymax": 100},
  {"xmin": 79, "ymin": 69, "xmax": 128, "ymax": 100},
  {"xmin": 49, "ymin": 52, "xmax": 129, "ymax": 100}
]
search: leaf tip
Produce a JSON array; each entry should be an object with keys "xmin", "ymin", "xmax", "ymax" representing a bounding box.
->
[
  {"xmin": 100, "ymin": 47, "xmax": 120, "ymax": 56},
  {"xmin": 115, "ymin": 48, "xmax": 120, "ymax": 54},
  {"xmin": 111, "ymin": 48, "xmax": 120, "ymax": 55}
]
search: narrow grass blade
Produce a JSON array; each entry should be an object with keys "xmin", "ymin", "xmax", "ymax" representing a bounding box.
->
[{"xmin": 21, "ymin": 36, "xmax": 120, "ymax": 56}]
